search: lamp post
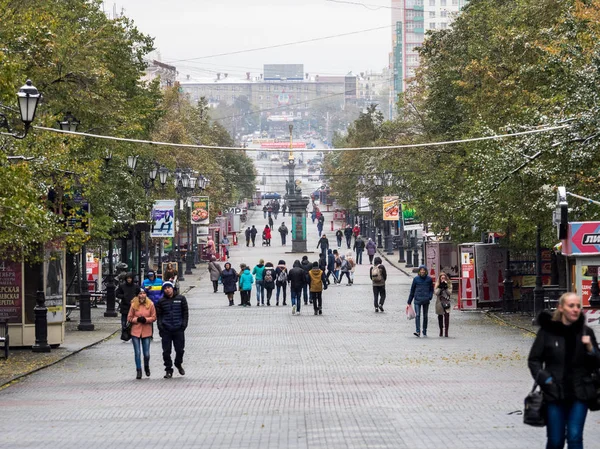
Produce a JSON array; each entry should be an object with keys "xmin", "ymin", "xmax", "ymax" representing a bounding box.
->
[
  {"xmin": 185, "ymin": 175, "xmax": 197, "ymax": 275},
  {"xmin": 0, "ymin": 80, "xmax": 41, "ymax": 139},
  {"xmin": 534, "ymin": 224, "xmax": 545, "ymax": 317},
  {"xmin": 155, "ymin": 167, "xmax": 170, "ymax": 276},
  {"xmin": 383, "ymin": 172, "xmax": 394, "ymax": 256},
  {"xmin": 397, "ymin": 202, "xmax": 406, "ymax": 263},
  {"xmin": 32, "ymin": 246, "xmax": 51, "ymax": 353}
]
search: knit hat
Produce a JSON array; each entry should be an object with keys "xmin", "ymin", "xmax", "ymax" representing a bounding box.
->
[
  {"xmin": 162, "ymin": 281, "xmax": 174, "ymax": 290},
  {"xmin": 147, "ymin": 270, "xmax": 155, "ymax": 278},
  {"xmin": 312, "ymin": 261, "xmax": 319, "ymax": 268}
]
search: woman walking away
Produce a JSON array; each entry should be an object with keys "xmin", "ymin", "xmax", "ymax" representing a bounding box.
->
[
  {"xmin": 263, "ymin": 262, "xmax": 276, "ymax": 306},
  {"xmin": 435, "ymin": 273, "xmax": 452, "ymax": 337},
  {"xmin": 221, "ymin": 262, "xmax": 238, "ymax": 306},
  {"xmin": 339, "ymin": 255, "xmax": 352, "ymax": 286},
  {"xmin": 528, "ymin": 292, "xmax": 600, "ymax": 449},
  {"xmin": 116, "ymin": 272, "xmax": 140, "ymax": 330},
  {"xmin": 238, "ymin": 263, "xmax": 253, "ymax": 307},
  {"xmin": 252, "ymin": 259, "xmax": 266, "ymax": 306},
  {"xmin": 127, "ymin": 290, "xmax": 157, "ymax": 379},
  {"xmin": 288, "ymin": 260, "xmax": 306, "ymax": 315},
  {"xmin": 275, "ymin": 260, "xmax": 288, "ymax": 306},
  {"xmin": 326, "ymin": 249, "xmax": 337, "ymax": 284},
  {"xmin": 370, "ymin": 257, "xmax": 387, "ymax": 313},
  {"xmin": 208, "ymin": 256, "xmax": 222, "ymax": 293},
  {"xmin": 366, "ymin": 238, "xmax": 377, "ymax": 264},
  {"xmin": 309, "ymin": 262, "xmax": 327, "ymax": 315},
  {"xmin": 264, "ymin": 225, "xmax": 272, "ymax": 246}
]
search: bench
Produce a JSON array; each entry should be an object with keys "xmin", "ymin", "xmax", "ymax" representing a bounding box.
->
[{"xmin": 0, "ymin": 320, "xmax": 9, "ymax": 359}]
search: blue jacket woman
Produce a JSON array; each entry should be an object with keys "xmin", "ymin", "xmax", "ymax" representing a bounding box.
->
[{"xmin": 238, "ymin": 266, "xmax": 254, "ymax": 307}]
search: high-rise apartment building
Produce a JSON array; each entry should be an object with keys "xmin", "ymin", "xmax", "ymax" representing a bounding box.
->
[{"xmin": 390, "ymin": 0, "xmax": 467, "ymax": 116}]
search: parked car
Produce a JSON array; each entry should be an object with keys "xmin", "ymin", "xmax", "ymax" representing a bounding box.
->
[{"xmin": 261, "ymin": 192, "xmax": 282, "ymax": 200}]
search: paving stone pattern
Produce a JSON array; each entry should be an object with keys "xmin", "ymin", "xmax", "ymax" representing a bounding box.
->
[{"xmin": 1, "ymin": 209, "xmax": 599, "ymax": 448}]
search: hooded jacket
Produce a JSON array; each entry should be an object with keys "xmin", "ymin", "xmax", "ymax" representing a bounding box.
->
[
  {"xmin": 278, "ymin": 224, "xmax": 289, "ymax": 235},
  {"xmin": 309, "ymin": 268, "xmax": 326, "ymax": 292},
  {"xmin": 252, "ymin": 263, "xmax": 265, "ymax": 281},
  {"xmin": 142, "ymin": 272, "xmax": 163, "ymax": 305},
  {"xmin": 317, "ymin": 236, "xmax": 329, "ymax": 251},
  {"xmin": 156, "ymin": 285, "xmax": 189, "ymax": 333},
  {"xmin": 239, "ymin": 267, "xmax": 254, "ymax": 291},
  {"xmin": 336, "ymin": 230, "xmax": 343, "ymax": 240},
  {"xmin": 221, "ymin": 264, "xmax": 238, "ymax": 294},
  {"xmin": 407, "ymin": 265, "xmax": 433, "ymax": 305},
  {"xmin": 327, "ymin": 250, "xmax": 335, "ymax": 271},
  {"xmin": 263, "ymin": 264, "xmax": 276, "ymax": 290},
  {"xmin": 288, "ymin": 260, "xmax": 307, "ymax": 290},
  {"xmin": 275, "ymin": 261, "xmax": 287, "ymax": 285},
  {"xmin": 116, "ymin": 273, "xmax": 140, "ymax": 315},
  {"xmin": 528, "ymin": 310, "xmax": 600, "ymax": 404},
  {"xmin": 366, "ymin": 239, "xmax": 377, "ymax": 256},
  {"xmin": 300, "ymin": 258, "xmax": 312, "ymax": 274}
]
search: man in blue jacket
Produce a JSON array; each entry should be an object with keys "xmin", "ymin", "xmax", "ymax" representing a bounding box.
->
[
  {"xmin": 407, "ymin": 265, "xmax": 433, "ymax": 337},
  {"xmin": 142, "ymin": 270, "xmax": 163, "ymax": 305},
  {"xmin": 156, "ymin": 281, "xmax": 189, "ymax": 378}
]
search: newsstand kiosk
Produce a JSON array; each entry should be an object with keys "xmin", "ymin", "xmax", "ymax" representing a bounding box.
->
[
  {"xmin": 0, "ymin": 245, "xmax": 66, "ymax": 347},
  {"xmin": 457, "ymin": 243, "xmax": 507, "ymax": 310},
  {"xmin": 561, "ymin": 222, "xmax": 600, "ymax": 318}
]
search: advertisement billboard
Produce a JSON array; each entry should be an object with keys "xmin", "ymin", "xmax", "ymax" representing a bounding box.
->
[
  {"xmin": 151, "ymin": 200, "xmax": 175, "ymax": 238},
  {"xmin": 0, "ymin": 260, "xmax": 23, "ymax": 323},
  {"xmin": 383, "ymin": 196, "xmax": 400, "ymax": 221},
  {"xmin": 191, "ymin": 197, "xmax": 210, "ymax": 226}
]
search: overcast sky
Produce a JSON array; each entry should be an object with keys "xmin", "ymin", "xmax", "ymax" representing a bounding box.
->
[{"xmin": 109, "ymin": 0, "xmax": 391, "ymax": 80}]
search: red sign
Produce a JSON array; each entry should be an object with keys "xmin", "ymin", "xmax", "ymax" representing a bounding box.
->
[
  {"xmin": 563, "ymin": 222, "xmax": 600, "ymax": 255},
  {"xmin": 260, "ymin": 142, "xmax": 307, "ymax": 149},
  {"xmin": 0, "ymin": 261, "xmax": 22, "ymax": 323},
  {"xmin": 333, "ymin": 210, "xmax": 346, "ymax": 221}
]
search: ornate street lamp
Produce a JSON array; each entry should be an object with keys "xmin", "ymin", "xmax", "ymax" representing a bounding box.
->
[
  {"xmin": 126, "ymin": 155, "xmax": 139, "ymax": 172},
  {"xmin": 1, "ymin": 79, "xmax": 41, "ymax": 139},
  {"xmin": 158, "ymin": 166, "xmax": 169, "ymax": 186},
  {"xmin": 104, "ymin": 149, "xmax": 113, "ymax": 167},
  {"xmin": 58, "ymin": 112, "xmax": 80, "ymax": 132}
]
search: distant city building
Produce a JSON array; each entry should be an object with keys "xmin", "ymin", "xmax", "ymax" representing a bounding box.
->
[
  {"xmin": 142, "ymin": 59, "xmax": 177, "ymax": 88},
  {"xmin": 390, "ymin": 0, "xmax": 467, "ymax": 117},
  {"xmin": 356, "ymin": 69, "xmax": 391, "ymax": 115},
  {"xmin": 178, "ymin": 64, "xmax": 357, "ymax": 129}
]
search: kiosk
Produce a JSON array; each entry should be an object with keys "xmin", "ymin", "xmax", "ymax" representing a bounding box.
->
[{"xmin": 1, "ymin": 245, "xmax": 66, "ymax": 347}]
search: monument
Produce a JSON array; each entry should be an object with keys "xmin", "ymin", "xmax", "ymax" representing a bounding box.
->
[{"xmin": 286, "ymin": 124, "xmax": 310, "ymax": 253}]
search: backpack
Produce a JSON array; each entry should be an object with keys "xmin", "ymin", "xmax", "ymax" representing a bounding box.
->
[
  {"xmin": 372, "ymin": 265, "xmax": 383, "ymax": 283},
  {"xmin": 276, "ymin": 269, "xmax": 287, "ymax": 284},
  {"xmin": 264, "ymin": 269, "xmax": 273, "ymax": 283}
]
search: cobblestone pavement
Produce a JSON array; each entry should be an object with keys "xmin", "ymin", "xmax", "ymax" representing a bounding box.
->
[{"xmin": 2, "ymin": 208, "xmax": 600, "ymax": 448}]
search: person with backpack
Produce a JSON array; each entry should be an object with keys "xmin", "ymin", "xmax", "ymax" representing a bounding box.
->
[
  {"xmin": 339, "ymin": 254, "xmax": 352, "ymax": 286},
  {"xmin": 435, "ymin": 272, "xmax": 452, "ymax": 337},
  {"xmin": 346, "ymin": 251, "xmax": 356, "ymax": 285},
  {"xmin": 238, "ymin": 263, "xmax": 253, "ymax": 306},
  {"xmin": 407, "ymin": 265, "xmax": 434, "ymax": 337},
  {"xmin": 335, "ymin": 228, "xmax": 343, "ymax": 247},
  {"xmin": 370, "ymin": 257, "xmax": 388, "ymax": 313},
  {"xmin": 528, "ymin": 292, "xmax": 600, "ymax": 449},
  {"xmin": 263, "ymin": 262, "xmax": 276, "ymax": 306},
  {"xmin": 344, "ymin": 225, "xmax": 353, "ymax": 249},
  {"xmin": 288, "ymin": 260, "xmax": 306, "ymax": 315},
  {"xmin": 366, "ymin": 238, "xmax": 377, "ymax": 264},
  {"xmin": 252, "ymin": 259, "xmax": 266, "ymax": 306},
  {"xmin": 309, "ymin": 261, "xmax": 327, "ymax": 315},
  {"xmin": 333, "ymin": 250, "xmax": 342, "ymax": 284},
  {"xmin": 300, "ymin": 255, "xmax": 312, "ymax": 304},
  {"xmin": 275, "ymin": 260, "xmax": 288, "ymax": 306},
  {"xmin": 221, "ymin": 262, "xmax": 238, "ymax": 306},
  {"xmin": 278, "ymin": 222, "xmax": 289, "ymax": 246}
]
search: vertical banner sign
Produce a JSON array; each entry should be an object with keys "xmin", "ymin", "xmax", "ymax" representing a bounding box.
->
[
  {"xmin": 460, "ymin": 246, "xmax": 475, "ymax": 307},
  {"xmin": 151, "ymin": 200, "xmax": 176, "ymax": 238},
  {"xmin": 0, "ymin": 260, "xmax": 23, "ymax": 323},
  {"xmin": 191, "ymin": 196, "xmax": 210, "ymax": 236},
  {"xmin": 383, "ymin": 196, "xmax": 400, "ymax": 221},
  {"xmin": 402, "ymin": 204, "xmax": 417, "ymax": 224},
  {"xmin": 45, "ymin": 245, "xmax": 64, "ymax": 323}
]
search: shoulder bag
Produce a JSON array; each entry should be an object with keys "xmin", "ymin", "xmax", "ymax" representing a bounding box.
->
[
  {"xmin": 120, "ymin": 321, "xmax": 132, "ymax": 342},
  {"xmin": 523, "ymin": 382, "xmax": 546, "ymax": 427}
]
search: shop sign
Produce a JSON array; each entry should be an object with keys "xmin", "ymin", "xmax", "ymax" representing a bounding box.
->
[{"xmin": 563, "ymin": 222, "xmax": 600, "ymax": 255}]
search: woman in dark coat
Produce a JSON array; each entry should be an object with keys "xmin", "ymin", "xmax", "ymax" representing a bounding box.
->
[
  {"xmin": 263, "ymin": 262, "xmax": 276, "ymax": 306},
  {"xmin": 528, "ymin": 292, "xmax": 600, "ymax": 449},
  {"xmin": 220, "ymin": 262, "xmax": 238, "ymax": 306},
  {"xmin": 116, "ymin": 272, "xmax": 140, "ymax": 330}
]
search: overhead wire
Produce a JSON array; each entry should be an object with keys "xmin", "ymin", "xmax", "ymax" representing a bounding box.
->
[
  {"xmin": 325, "ymin": 0, "xmax": 405, "ymax": 10},
  {"xmin": 31, "ymin": 123, "xmax": 572, "ymax": 152}
]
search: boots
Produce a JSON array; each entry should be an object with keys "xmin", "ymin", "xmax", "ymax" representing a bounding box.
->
[
  {"xmin": 229, "ymin": 298, "xmax": 234, "ymax": 306},
  {"xmin": 136, "ymin": 369, "xmax": 142, "ymax": 380},
  {"xmin": 438, "ymin": 315, "xmax": 444, "ymax": 337},
  {"xmin": 444, "ymin": 313, "xmax": 450, "ymax": 337},
  {"xmin": 144, "ymin": 357, "xmax": 151, "ymax": 377}
]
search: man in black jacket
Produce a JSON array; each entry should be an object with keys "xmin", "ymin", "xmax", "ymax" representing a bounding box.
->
[
  {"xmin": 300, "ymin": 256, "xmax": 312, "ymax": 305},
  {"xmin": 245, "ymin": 227, "xmax": 251, "ymax": 247},
  {"xmin": 115, "ymin": 272, "xmax": 140, "ymax": 330},
  {"xmin": 156, "ymin": 281, "xmax": 189, "ymax": 378},
  {"xmin": 288, "ymin": 260, "xmax": 307, "ymax": 315},
  {"xmin": 344, "ymin": 225, "xmax": 353, "ymax": 249},
  {"xmin": 250, "ymin": 225, "xmax": 258, "ymax": 247}
]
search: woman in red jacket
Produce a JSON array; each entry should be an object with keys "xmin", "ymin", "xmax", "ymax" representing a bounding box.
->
[
  {"xmin": 264, "ymin": 225, "xmax": 272, "ymax": 246},
  {"xmin": 127, "ymin": 290, "xmax": 157, "ymax": 379}
]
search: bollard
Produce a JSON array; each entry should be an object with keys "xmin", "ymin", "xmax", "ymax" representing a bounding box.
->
[{"xmin": 331, "ymin": 221, "xmax": 334, "ymax": 231}]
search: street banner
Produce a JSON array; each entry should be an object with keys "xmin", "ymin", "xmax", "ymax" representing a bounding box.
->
[
  {"xmin": 191, "ymin": 197, "xmax": 210, "ymax": 226},
  {"xmin": 45, "ymin": 244, "xmax": 65, "ymax": 323},
  {"xmin": 0, "ymin": 260, "xmax": 22, "ymax": 323},
  {"xmin": 383, "ymin": 196, "xmax": 400, "ymax": 221},
  {"xmin": 402, "ymin": 203, "xmax": 418, "ymax": 224},
  {"xmin": 151, "ymin": 200, "xmax": 175, "ymax": 238}
]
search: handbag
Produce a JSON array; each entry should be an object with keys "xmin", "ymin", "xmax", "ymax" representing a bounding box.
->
[
  {"xmin": 406, "ymin": 304, "xmax": 416, "ymax": 320},
  {"xmin": 523, "ymin": 382, "xmax": 546, "ymax": 427},
  {"xmin": 120, "ymin": 321, "xmax": 132, "ymax": 342}
]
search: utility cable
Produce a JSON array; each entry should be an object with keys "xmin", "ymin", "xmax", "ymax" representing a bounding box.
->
[
  {"xmin": 326, "ymin": 0, "xmax": 405, "ymax": 10},
  {"xmin": 30, "ymin": 123, "xmax": 571, "ymax": 152}
]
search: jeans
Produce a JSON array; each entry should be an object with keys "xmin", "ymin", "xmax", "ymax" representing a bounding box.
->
[
  {"xmin": 368, "ymin": 254, "xmax": 374, "ymax": 264},
  {"xmin": 546, "ymin": 400, "xmax": 588, "ymax": 449},
  {"xmin": 302, "ymin": 284, "xmax": 308, "ymax": 303},
  {"xmin": 256, "ymin": 280, "xmax": 264, "ymax": 303},
  {"xmin": 337, "ymin": 237, "xmax": 342, "ymax": 247},
  {"xmin": 121, "ymin": 313, "xmax": 128, "ymax": 330},
  {"xmin": 291, "ymin": 289, "xmax": 302, "ymax": 312},
  {"xmin": 131, "ymin": 336, "xmax": 151, "ymax": 370},
  {"xmin": 326, "ymin": 269, "xmax": 338, "ymax": 283},
  {"xmin": 281, "ymin": 234, "xmax": 286, "ymax": 245},
  {"xmin": 340, "ymin": 271, "xmax": 352, "ymax": 284},
  {"xmin": 263, "ymin": 211, "xmax": 267, "ymax": 218},
  {"xmin": 346, "ymin": 236, "xmax": 351, "ymax": 248},
  {"xmin": 276, "ymin": 283, "xmax": 287, "ymax": 303},
  {"xmin": 373, "ymin": 285, "xmax": 386, "ymax": 308},
  {"xmin": 161, "ymin": 329, "xmax": 185, "ymax": 370},
  {"xmin": 311, "ymin": 291, "xmax": 322, "ymax": 312},
  {"xmin": 356, "ymin": 250, "xmax": 363, "ymax": 264},
  {"xmin": 414, "ymin": 302, "xmax": 430, "ymax": 334}
]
